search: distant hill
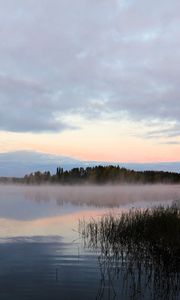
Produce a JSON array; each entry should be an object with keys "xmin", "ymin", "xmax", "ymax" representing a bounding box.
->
[{"xmin": 0, "ymin": 150, "xmax": 179, "ymax": 177}]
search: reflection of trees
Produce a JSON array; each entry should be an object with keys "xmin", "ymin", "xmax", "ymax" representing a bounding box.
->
[
  {"xmin": 22, "ymin": 185, "xmax": 180, "ymax": 209},
  {"xmin": 80, "ymin": 206, "xmax": 180, "ymax": 300}
]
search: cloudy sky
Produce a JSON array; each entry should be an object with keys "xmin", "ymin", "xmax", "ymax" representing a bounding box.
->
[{"xmin": 0, "ymin": 0, "xmax": 179, "ymax": 162}]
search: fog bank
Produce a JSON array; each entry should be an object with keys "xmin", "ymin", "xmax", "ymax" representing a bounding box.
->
[{"xmin": 1, "ymin": 184, "xmax": 180, "ymax": 208}]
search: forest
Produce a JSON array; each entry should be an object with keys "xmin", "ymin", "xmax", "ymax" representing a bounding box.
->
[
  {"xmin": 0, "ymin": 165, "xmax": 180, "ymax": 184},
  {"xmin": 21, "ymin": 165, "xmax": 180, "ymax": 184}
]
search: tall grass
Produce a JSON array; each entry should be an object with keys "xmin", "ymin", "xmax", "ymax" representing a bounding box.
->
[{"xmin": 80, "ymin": 204, "xmax": 180, "ymax": 299}]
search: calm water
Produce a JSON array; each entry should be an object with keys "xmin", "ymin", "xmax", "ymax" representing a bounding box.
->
[{"xmin": 0, "ymin": 184, "xmax": 179, "ymax": 300}]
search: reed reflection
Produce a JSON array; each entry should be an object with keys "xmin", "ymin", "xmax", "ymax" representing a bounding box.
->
[{"xmin": 80, "ymin": 204, "xmax": 180, "ymax": 300}]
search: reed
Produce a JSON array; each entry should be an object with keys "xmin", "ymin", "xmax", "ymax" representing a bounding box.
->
[{"xmin": 80, "ymin": 204, "xmax": 180, "ymax": 299}]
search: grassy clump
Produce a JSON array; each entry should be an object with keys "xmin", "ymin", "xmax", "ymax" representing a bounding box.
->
[
  {"xmin": 80, "ymin": 204, "xmax": 180, "ymax": 299},
  {"xmin": 81, "ymin": 205, "xmax": 180, "ymax": 256}
]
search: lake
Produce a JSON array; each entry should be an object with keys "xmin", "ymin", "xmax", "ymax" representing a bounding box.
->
[{"xmin": 0, "ymin": 184, "xmax": 179, "ymax": 300}]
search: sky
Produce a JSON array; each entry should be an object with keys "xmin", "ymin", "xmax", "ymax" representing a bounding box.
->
[{"xmin": 0, "ymin": 0, "xmax": 180, "ymax": 163}]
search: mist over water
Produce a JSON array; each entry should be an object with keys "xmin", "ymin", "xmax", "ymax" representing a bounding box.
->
[
  {"xmin": 1, "ymin": 184, "xmax": 180, "ymax": 208},
  {"xmin": 0, "ymin": 183, "xmax": 179, "ymax": 240},
  {"xmin": 0, "ymin": 184, "xmax": 179, "ymax": 299}
]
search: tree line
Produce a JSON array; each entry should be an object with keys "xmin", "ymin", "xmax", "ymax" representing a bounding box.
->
[{"xmin": 21, "ymin": 165, "xmax": 180, "ymax": 184}]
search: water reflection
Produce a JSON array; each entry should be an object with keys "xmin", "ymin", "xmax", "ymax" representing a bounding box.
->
[
  {"xmin": 0, "ymin": 184, "xmax": 179, "ymax": 299},
  {"xmin": 0, "ymin": 209, "xmax": 109, "ymax": 241},
  {"xmin": 0, "ymin": 236, "xmax": 101, "ymax": 300},
  {"xmin": 80, "ymin": 206, "xmax": 180, "ymax": 300},
  {"xmin": 1, "ymin": 184, "xmax": 180, "ymax": 209},
  {"xmin": 93, "ymin": 247, "xmax": 180, "ymax": 300},
  {"xmin": 0, "ymin": 184, "xmax": 179, "ymax": 239}
]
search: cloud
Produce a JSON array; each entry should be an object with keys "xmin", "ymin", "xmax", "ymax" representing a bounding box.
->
[
  {"xmin": 0, "ymin": 75, "xmax": 77, "ymax": 132},
  {"xmin": 142, "ymin": 123, "xmax": 180, "ymax": 140},
  {"xmin": 0, "ymin": 0, "xmax": 180, "ymax": 132},
  {"xmin": 162, "ymin": 141, "xmax": 180, "ymax": 145}
]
